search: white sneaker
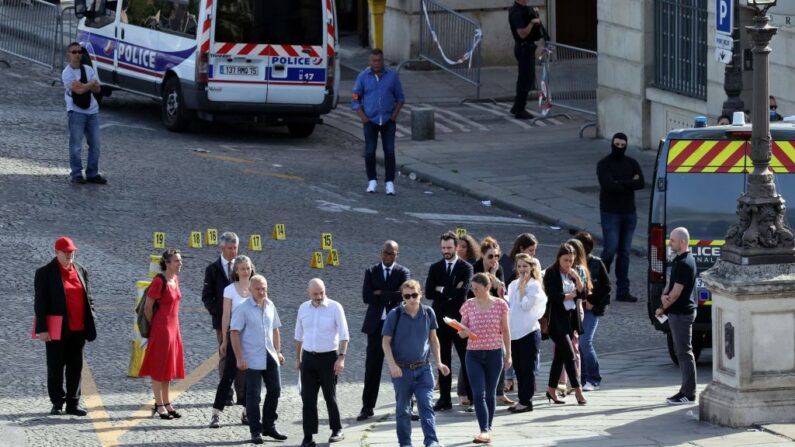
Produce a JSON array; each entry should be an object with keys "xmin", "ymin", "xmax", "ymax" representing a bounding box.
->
[
  {"xmin": 366, "ymin": 180, "xmax": 377, "ymax": 193},
  {"xmin": 385, "ymin": 181, "xmax": 395, "ymax": 195},
  {"xmin": 582, "ymin": 382, "xmax": 597, "ymax": 391}
]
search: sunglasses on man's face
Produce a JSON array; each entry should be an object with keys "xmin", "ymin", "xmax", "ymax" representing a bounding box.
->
[
  {"xmin": 402, "ymin": 293, "xmax": 420, "ymax": 300},
  {"xmin": 68, "ymin": 50, "xmax": 82, "ymax": 54}
]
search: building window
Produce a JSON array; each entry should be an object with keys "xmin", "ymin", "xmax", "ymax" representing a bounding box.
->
[{"xmin": 654, "ymin": 0, "xmax": 708, "ymax": 100}]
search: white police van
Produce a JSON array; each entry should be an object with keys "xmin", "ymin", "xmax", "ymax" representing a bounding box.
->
[{"xmin": 74, "ymin": 0, "xmax": 340, "ymax": 137}]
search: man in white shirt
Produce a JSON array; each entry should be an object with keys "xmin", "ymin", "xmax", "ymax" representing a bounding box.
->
[
  {"xmin": 62, "ymin": 42, "xmax": 106, "ymax": 185},
  {"xmin": 295, "ymin": 278, "xmax": 350, "ymax": 447}
]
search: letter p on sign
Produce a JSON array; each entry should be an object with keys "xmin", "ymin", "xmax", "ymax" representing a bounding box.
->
[{"xmin": 716, "ymin": 0, "xmax": 732, "ymax": 35}]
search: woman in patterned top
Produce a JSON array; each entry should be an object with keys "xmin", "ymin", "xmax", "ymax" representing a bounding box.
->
[{"xmin": 458, "ymin": 273, "xmax": 512, "ymax": 444}]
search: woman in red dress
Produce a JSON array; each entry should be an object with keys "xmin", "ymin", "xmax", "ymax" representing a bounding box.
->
[{"xmin": 140, "ymin": 248, "xmax": 185, "ymax": 419}]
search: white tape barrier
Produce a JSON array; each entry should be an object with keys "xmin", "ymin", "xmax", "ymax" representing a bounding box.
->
[{"xmin": 421, "ymin": 0, "xmax": 482, "ymax": 69}]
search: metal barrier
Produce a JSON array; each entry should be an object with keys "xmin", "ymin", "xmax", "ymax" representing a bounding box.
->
[
  {"xmin": 59, "ymin": 6, "xmax": 78, "ymax": 69},
  {"xmin": 540, "ymin": 41, "xmax": 598, "ymax": 138},
  {"xmin": 0, "ymin": 0, "xmax": 61, "ymax": 69},
  {"xmin": 399, "ymin": 0, "xmax": 482, "ymax": 99}
]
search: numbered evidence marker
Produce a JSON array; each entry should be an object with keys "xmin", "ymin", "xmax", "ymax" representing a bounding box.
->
[
  {"xmin": 455, "ymin": 228, "xmax": 467, "ymax": 238},
  {"xmin": 189, "ymin": 231, "xmax": 203, "ymax": 248},
  {"xmin": 310, "ymin": 251, "xmax": 325, "ymax": 269},
  {"xmin": 321, "ymin": 233, "xmax": 333, "ymax": 250},
  {"xmin": 248, "ymin": 234, "xmax": 263, "ymax": 251},
  {"xmin": 153, "ymin": 232, "xmax": 166, "ymax": 249},
  {"xmin": 206, "ymin": 228, "xmax": 218, "ymax": 246},
  {"xmin": 326, "ymin": 249, "xmax": 340, "ymax": 267},
  {"xmin": 272, "ymin": 224, "xmax": 286, "ymax": 240}
]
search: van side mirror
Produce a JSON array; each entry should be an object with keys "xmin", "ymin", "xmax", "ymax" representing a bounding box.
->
[{"xmin": 74, "ymin": 0, "xmax": 87, "ymax": 18}]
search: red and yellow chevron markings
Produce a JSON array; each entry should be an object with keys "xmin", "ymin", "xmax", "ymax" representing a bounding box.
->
[{"xmin": 666, "ymin": 140, "xmax": 795, "ymax": 173}]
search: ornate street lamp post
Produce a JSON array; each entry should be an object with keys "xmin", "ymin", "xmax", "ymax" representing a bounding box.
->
[
  {"xmin": 700, "ymin": 0, "xmax": 795, "ymax": 427},
  {"xmin": 721, "ymin": 0, "xmax": 795, "ymax": 264}
]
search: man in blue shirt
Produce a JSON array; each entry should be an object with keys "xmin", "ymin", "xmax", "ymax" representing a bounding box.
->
[
  {"xmin": 230, "ymin": 275, "xmax": 287, "ymax": 444},
  {"xmin": 382, "ymin": 280, "xmax": 449, "ymax": 447},
  {"xmin": 352, "ymin": 48, "xmax": 405, "ymax": 196}
]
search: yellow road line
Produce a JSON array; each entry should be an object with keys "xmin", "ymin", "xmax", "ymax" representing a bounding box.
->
[
  {"xmin": 242, "ymin": 168, "xmax": 304, "ymax": 181},
  {"xmin": 193, "ymin": 152, "xmax": 254, "ymax": 164},
  {"xmin": 82, "ymin": 352, "xmax": 220, "ymax": 446}
]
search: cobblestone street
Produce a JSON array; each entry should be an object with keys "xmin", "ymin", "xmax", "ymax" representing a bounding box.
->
[{"xmin": 1, "ymin": 58, "xmax": 659, "ymax": 446}]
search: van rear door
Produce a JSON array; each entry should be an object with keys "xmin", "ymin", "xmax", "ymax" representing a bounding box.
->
[
  {"xmin": 208, "ymin": 0, "xmax": 271, "ymax": 103},
  {"xmin": 262, "ymin": 0, "xmax": 327, "ymax": 105}
]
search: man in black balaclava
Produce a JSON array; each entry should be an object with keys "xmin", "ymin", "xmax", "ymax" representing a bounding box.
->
[{"xmin": 596, "ymin": 133, "xmax": 645, "ymax": 302}]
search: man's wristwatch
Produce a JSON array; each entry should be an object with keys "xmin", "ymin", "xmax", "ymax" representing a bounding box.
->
[{"xmin": 337, "ymin": 353, "xmax": 345, "ymax": 359}]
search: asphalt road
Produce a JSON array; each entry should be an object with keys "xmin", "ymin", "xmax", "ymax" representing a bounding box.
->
[{"xmin": 0, "ymin": 58, "xmax": 663, "ymax": 446}]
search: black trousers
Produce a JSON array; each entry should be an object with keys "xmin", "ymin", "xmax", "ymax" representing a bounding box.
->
[
  {"xmin": 45, "ymin": 331, "xmax": 86, "ymax": 407},
  {"xmin": 548, "ymin": 333, "xmax": 580, "ymax": 389},
  {"xmin": 512, "ymin": 330, "xmax": 541, "ymax": 406},
  {"xmin": 436, "ymin": 323, "xmax": 471, "ymax": 403},
  {"xmin": 362, "ymin": 322, "xmax": 385, "ymax": 409},
  {"xmin": 245, "ymin": 355, "xmax": 281, "ymax": 436},
  {"xmin": 512, "ymin": 43, "xmax": 536, "ymax": 113},
  {"xmin": 301, "ymin": 351, "xmax": 341, "ymax": 437},
  {"xmin": 212, "ymin": 339, "xmax": 246, "ymax": 411}
]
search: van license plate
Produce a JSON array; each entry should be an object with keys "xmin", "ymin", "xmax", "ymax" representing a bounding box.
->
[{"xmin": 221, "ymin": 66, "xmax": 258, "ymax": 76}]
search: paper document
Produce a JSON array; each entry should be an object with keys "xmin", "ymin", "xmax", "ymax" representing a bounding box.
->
[
  {"xmin": 656, "ymin": 314, "xmax": 669, "ymax": 324},
  {"xmin": 443, "ymin": 317, "xmax": 478, "ymax": 341}
]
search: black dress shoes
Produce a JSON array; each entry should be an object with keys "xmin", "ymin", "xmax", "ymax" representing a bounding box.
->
[
  {"xmin": 514, "ymin": 110, "xmax": 533, "ymax": 120},
  {"xmin": 432, "ymin": 400, "xmax": 452, "ymax": 411},
  {"xmin": 250, "ymin": 434, "xmax": 264, "ymax": 445},
  {"xmin": 50, "ymin": 405, "xmax": 63, "ymax": 415},
  {"xmin": 86, "ymin": 174, "xmax": 108, "ymax": 185},
  {"xmin": 328, "ymin": 430, "xmax": 345, "ymax": 442},
  {"xmin": 356, "ymin": 407, "xmax": 374, "ymax": 421},
  {"xmin": 300, "ymin": 437, "xmax": 316, "ymax": 447},
  {"xmin": 65, "ymin": 406, "xmax": 88, "ymax": 416},
  {"xmin": 262, "ymin": 428, "xmax": 288, "ymax": 441}
]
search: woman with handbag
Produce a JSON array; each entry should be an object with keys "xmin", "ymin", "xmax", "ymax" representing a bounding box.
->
[
  {"xmin": 556, "ymin": 238, "xmax": 592, "ymax": 394},
  {"xmin": 543, "ymin": 243, "xmax": 587, "ymax": 406},
  {"xmin": 506, "ymin": 254, "xmax": 547, "ymax": 413},
  {"xmin": 139, "ymin": 248, "xmax": 185, "ymax": 419},
  {"xmin": 209, "ymin": 255, "xmax": 255, "ymax": 428}
]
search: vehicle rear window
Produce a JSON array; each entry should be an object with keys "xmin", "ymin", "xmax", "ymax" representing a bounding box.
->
[
  {"xmin": 666, "ymin": 173, "xmax": 745, "ymax": 241},
  {"xmin": 215, "ymin": 0, "xmax": 323, "ymax": 45}
]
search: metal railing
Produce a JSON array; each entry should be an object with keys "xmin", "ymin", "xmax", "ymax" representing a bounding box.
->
[
  {"xmin": 0, "ymin": 0, "xmax": 61, "ymax": 69},
  {"xmin": 59, "ymin": 6, "xmax": 78, "ymax": 69},
  {"xmin": 400, "ymin": 0, "xmax": 482, "ymax": 99},
  {"xmin": 538, "ymin": 42, "xmax": 597, "ymax": 137},
  {"xmin": 654, "ymin": 0, "xmax": 708, "ymax": 100}
]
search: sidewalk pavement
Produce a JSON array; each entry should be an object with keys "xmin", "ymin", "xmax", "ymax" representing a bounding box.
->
[
  {"xmin": 336, "ymin": 348, "xmax": 795, "ymax": 447},
  {"xmin": 336, "ymin": 43, "xmax": 655, "ymax": 253}
]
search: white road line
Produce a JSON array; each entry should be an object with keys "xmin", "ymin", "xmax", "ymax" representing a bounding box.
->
[
  {"xmin": 99, "ymin": 122, "xmax": 156, "ymax": 131},
  {"xmin": 420, "ymin": 103, "xmax": 488, "ymax": 131},
  {"xmin": 487, "ymin": 102, "xmax": 547, "ymax": 127},
  {"xmin": 464, "ymin": 103, "xmax": 534, "ymax": 130},
  {"xmin": 405, "ymin": 212, "xmax": 533, "ymax": 225},
  {"xmin": 525, "ymin": 108, "xmax": 563, "ymax": 125}
]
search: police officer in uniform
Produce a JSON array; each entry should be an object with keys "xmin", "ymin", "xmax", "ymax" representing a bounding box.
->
[{"xmin": 509, "ymin": 1, "xmax": 543, "ymax": 120}]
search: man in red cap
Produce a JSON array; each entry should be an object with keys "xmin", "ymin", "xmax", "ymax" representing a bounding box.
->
[{"xmin": 34, "ymin": 236, "xmax": 97, "ymax": 416}]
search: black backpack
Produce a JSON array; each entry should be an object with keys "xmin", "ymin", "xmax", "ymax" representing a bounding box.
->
[
  {"xmin": 135, "ymin": 274, "xmax": 166, "ymax": 338},
  {"xmin": 71, "ymin": 62, "xmax": 101, "ymax": 110}
]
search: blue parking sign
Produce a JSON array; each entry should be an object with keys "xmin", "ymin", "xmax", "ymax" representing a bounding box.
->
[{"xmin": 716, "ymin": 0, "xmax": 732, "ymax": 35}]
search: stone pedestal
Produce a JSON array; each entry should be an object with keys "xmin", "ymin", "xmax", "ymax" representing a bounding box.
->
[
  {"xmin": 699, "ymin": 260, "xmax": 795, "ymax": 427},
  {"xmin": 411, "ymin": 107, "xmax": 435, "ymax": 141}
]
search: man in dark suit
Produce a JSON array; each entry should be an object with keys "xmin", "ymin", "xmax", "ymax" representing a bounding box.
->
[
  {"xmin": 357, "ymin": 240, "xmax": 411, "ymax": 421},
  {"xmin": 34, "ymin": 236, "xmax": 97, "ymax": 416},
  {"xmin": 425, "ymin": 231, "xmax": 473, "ymax": 410},
  {"xmin": 202, "ymin": 231, "xmax": 239, "ymax": 405}
]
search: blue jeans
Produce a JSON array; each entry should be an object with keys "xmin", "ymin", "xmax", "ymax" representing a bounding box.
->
[
  {"xmin": 67, "ymin": 111, "xmax": 101, "ymax": 179},
  {"xmin": 363, "ymin": 120, "xmax": 396, "ymax": 182},
  {"xmin": 244, "ymin": 355, "xmax": 281, "ymax": 436},
  {"xmin": 392, "ymin": 364, "xmax": 438, "ymax": 447},
  {"xmin": 465, "ymin": 349, "xmax": 503, "ymax": 432},
  {"xmin": 579, "ymin": 309, "xmax": 601, "ymax": 386},
  {"xmin": 600, "ymin": 211, "xmax": 637, "ymax": 298}
]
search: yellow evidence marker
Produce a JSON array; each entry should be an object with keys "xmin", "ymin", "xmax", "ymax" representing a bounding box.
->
[
  {"xmin": 326, "ymin": 249, "xmax": 340, "ymax": 267},
  {"xmin": 153, "ymin": 232, "xmax": 165, "ymax": 249},
  {"xmin": 148, "ymin": 255, "xmax": 162, "ymax": 278},
  {"xmin": 206, "ymin": 228, "xmax": 218, "ymax": 246},
  {"xmin": 321, "ymin": 233, "xmax": 333, "ymax": 250},
  {"xmin": 189, "ymin": 231, "xmax": 203, "ymax": 248},
  {"xmin": 272, "ymin": 224, "xmax": 286, "ymax": 240},
  {"xmin": 455, "ymin": 228, "xmax": 467, "ymax": 238},
  {"xmin": 248, "ymin": 234, "xmax": 263, "ymax": 251},
  {"xmin": 310, "ymin": 251, "xmax": 325, "ymax": 269}
]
